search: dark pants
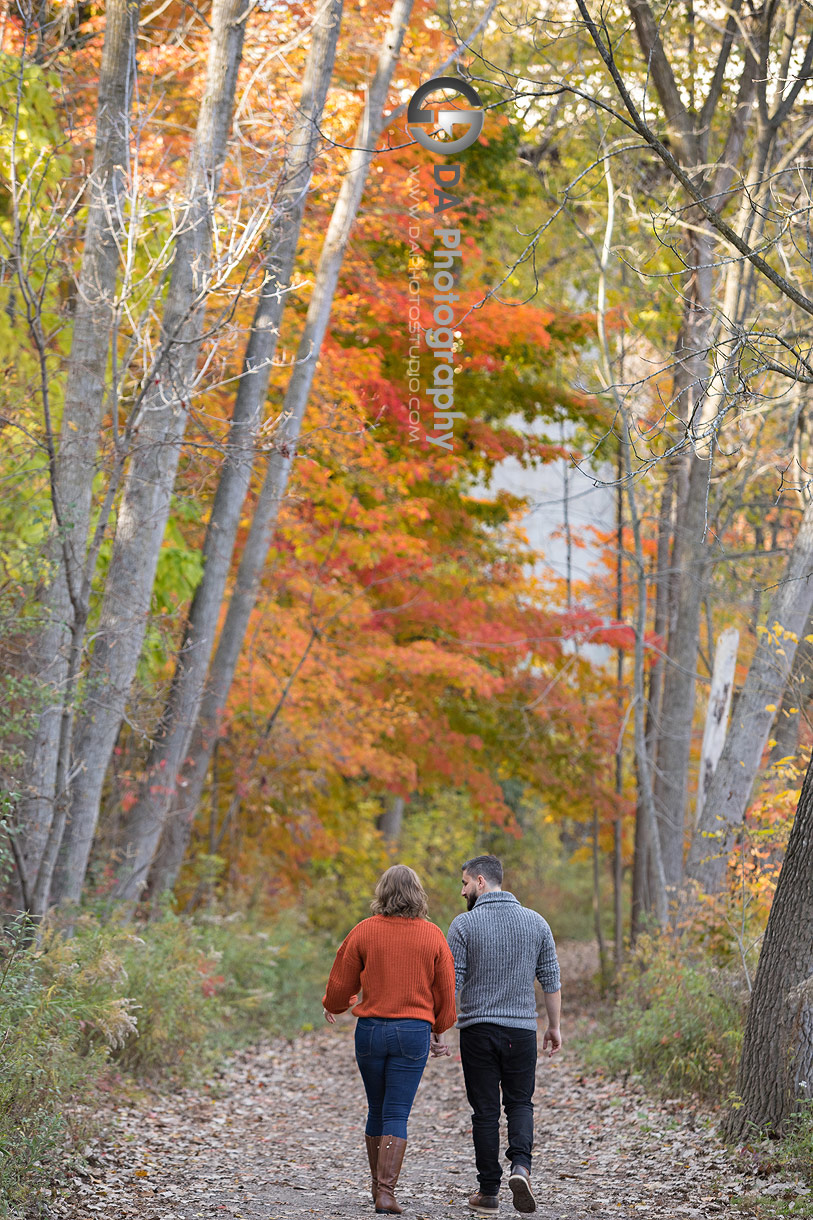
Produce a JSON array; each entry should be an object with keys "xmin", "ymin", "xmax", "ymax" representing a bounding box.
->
[
  {"xmin": 459, "ymin": 1022, "xmax": 537, "ymax": 1195},
  {"xmin": 355, "ymin": 1017, "xmax": 431, "ymax": 1140}
]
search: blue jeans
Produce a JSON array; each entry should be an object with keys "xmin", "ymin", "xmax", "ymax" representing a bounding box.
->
[{"xmin": 355, "ymin": 1017, "xmax": 431, "ymax": 1140}]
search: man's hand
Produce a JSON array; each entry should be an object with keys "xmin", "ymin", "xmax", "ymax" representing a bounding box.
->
[
  {"xmin": 430, "ymin": 1032, "xmax": 451, "ymax": 1057},
  {"xmin": 542, "ymin": 1025, "xmax": 562, "ymax": 1057}
]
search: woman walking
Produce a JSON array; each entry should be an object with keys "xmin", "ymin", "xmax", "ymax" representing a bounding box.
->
[{"xmin": 322, "ymin": 864, "xmax": 456, "ymax": 1215}]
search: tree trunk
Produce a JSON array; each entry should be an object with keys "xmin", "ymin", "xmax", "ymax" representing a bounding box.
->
[
  {"xmin": 695, "ymin": 626, "xmax": 739, "ymax": 823},
  {"xmin": 379, "ymin": 795, "xmax": 405, "ymax": 845},
  {"xmin": 16, "ymin": 0, "xmax": 140, "ymax": 905},
  {"xmin": 631, "ymin": 473, "xmax": 673, "ymax": 939},
  {"xmin": 769, "ymin": 608, "xmax": 813, "ymax": 766},
  {"xmin": 625, "ymin": 436, "xmax": 669, "ymax": 931},
  {"xmin": 724, "ymin": 746, "xmax": 813, "ymax": 1139},
  {"xmin": 52, "ymin": 0, "xmax": 342, "ymax": 909},
  {"xmin": 127, "ymin": 0, "xmax": 344, "ymax": 904},
  {"xmin": 651, "ymin": 425, "xmax": 713, "ymax": 892},
  {"xmin": 613, "ymin": 444, "xmax": 624, "ymax": 969},
  {"xmin": 50, "ymin": 0, "xmax": 250, "ymax": 911},
  {"xmin": 114, "ymin": 0, "xmax": 416, "ymax": 902},
  {"xmin": 686, "ymin": 495, "xmax": 813, "ymax": 893},
  {"xmin": 617, "ymin": 0, "xmax": 758, "ymax": 904}
]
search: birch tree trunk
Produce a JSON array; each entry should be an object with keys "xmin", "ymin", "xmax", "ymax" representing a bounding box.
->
[
  {"xmin": 649, "ymin": 250, "xmax": 715, "ymax": 892},
  {"xmin": 16, "ymin": 0, "xmax": 140, "ymax": 907},
  {"xmin": 724, "ymin": 745, "xmax": 813, "ymax": 1138},
  {"xmin": 695, "ymin": 626, "xmax": 739, "ymax": 823},
  {"xmin": 133, "ymin": 0, "xmax": 415, "ymax": 900},
  {"xmin": 686, "ymin": 495, "xmax": 813, "ymax": 893},
  {"xmin": 579, "ymin": 0, "xmax": 811, "ymax": 912},
  {"xmin": 617, "ymin": 0, "xmax": 759, "ymax": 897},
  {"xmin": 594, "ymin": 154, "xmax": 669, "ymax": 930},
  {"xmin": 48, "ymin": 0, "xmax": 250, "ymax": 911},
  {"xmin": 52, "ymin": 0, "xmax": 343, "ymax": 909}
]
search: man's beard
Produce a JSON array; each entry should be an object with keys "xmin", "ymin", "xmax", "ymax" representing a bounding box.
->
[{"xmin": 466, "ymin": 892, "xmax": 478, "ymax": 911}]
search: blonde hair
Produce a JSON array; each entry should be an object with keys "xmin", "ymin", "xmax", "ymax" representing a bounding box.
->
[{"xmin": 370, "ymin": 864, "xmax": 429, "ymax": 919}]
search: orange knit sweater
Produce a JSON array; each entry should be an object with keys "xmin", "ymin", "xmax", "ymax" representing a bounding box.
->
[{"xmin": 322, "ymin": 915, "xmax": 456, "ymax": 1034}]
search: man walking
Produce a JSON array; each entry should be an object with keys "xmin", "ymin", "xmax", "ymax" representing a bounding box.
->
[{"xmin": 445, "ymin": 855, "xmax": 561, "ymax": 1215}]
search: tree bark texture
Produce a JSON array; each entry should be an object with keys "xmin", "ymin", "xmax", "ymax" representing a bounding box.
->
[
  {"xmin": 17, "ymin": 0, "xmax": 140, "ymax": 905},
  {"xmin": 622, "ymin": 0, "xmax": 759, "ymax": 897},
  {"xmin": 51, "ymin": 0, "xmax": 250, "ymax": 909},
  {"xmin": 725, "ymin": 746, "xmax": 813, "ymax": 1138},
  {"xmin": 131, "ymin": 0, "xmax": 344, "ymax": 903},
  {"xmin": 114, "ymin": 0, "xmax": 415, "ymax": 902},
  {"xmin": 686, "ymin": 494, "xmax": 813, "ymax": 893}
]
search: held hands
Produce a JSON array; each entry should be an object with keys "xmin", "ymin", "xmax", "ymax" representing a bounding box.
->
[
  {"xmin": 542, "ymin": 1025, "xmax": 562, "ymax": 1057},
  {"xmin": 430, "ymin": 1032, "xmax": 451, "ymax": 1057}
]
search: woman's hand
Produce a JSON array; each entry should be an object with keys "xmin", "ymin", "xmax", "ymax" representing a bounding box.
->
[
  {"xmin": 323, "ymin": 994, "xmax": 357, "ymax": 1024},
  {"xmin": 430, "ymin": 1032, "xmax": 451, "ymax": 1057}
]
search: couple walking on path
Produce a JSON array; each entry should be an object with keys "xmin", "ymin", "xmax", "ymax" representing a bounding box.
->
[{"xmin": 322, "ymin": 854, "xmax": 563, "ymax": 1217}]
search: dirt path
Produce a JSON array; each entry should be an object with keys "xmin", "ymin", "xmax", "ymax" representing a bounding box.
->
[{"xmin": 54, "ymin": 944, "xmax": 791, "ymax": 1220}]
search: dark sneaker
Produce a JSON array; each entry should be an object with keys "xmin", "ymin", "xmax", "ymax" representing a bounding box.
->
[
  {"xmin": 468, "ymin": 1190, "xmax": 499, "ymax": 1215},
  {"xmin": 508, "ymin": 1165, "xmax": 536, "ymax": 1213}
]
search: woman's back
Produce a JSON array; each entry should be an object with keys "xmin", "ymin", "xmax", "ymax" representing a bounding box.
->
[{"xmin": 323, "ymin": 913, "xmax": 455, "ymax": 1031}]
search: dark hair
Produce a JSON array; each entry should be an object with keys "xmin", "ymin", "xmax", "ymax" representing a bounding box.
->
[
  {"xmin": 462, "ymin": 854, "xmax": 503, "ymax": 887},
  {"xmin": 370, "ymin": 864, "xmax": 429, "ymax": 919}
]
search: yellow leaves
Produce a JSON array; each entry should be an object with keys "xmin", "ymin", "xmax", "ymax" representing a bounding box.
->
[
  {"xmin": 764, "ymin": 704, "xmax": 777, "ymax": 713},
  {"xmin": 757, "ymin": 624, "xmax": 797, "ymax": 656}
]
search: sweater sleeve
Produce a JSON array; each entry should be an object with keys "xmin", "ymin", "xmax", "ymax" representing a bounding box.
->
[
  {"xmin": 431, "ymin": 935, "xmax": 457, "ymax": 1034},
  {"xmin": 447, "ymin": 914, "xmax": 467, "ymax": 993},
  {"xmin": 535, "ymin": 918, "xmax": 561, "ymax": 993},
  {"xmin": 322, "ymin": 925, "xmax": 364, "ymax": 1014}
]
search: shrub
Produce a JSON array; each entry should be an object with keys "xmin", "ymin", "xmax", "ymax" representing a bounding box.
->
[
  {"xmin": 0, "ymin": 907, "xmax": 334, "ymax": 1215},
  {"xmin": 0, "ymin": 917, "xmax": 136, "ymax": 1215},
  {"xmin": 110, "ymin": 913, "xmax": 224, "ymax": 1077},
  {"xmin": 199, "ymin": 911, "xmax": 337, "ymax": 1045},
  {"xmin": 582, "ymin": 934, "xmax": 749, "ymax": 1103}
]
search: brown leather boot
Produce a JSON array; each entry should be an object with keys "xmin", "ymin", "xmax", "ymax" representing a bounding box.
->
[
  {"xmin": 374, "ymin": 1134, "xmax": 407, "ymax": 1215},
  {"xmin": 365, "ymin": 1134, "xmax": 382, "ymax": 1202}
]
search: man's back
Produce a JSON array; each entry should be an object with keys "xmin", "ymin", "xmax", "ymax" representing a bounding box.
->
[{"xmin": 447, "ymin": 890, "xmax": 560, "ymax": 1030}]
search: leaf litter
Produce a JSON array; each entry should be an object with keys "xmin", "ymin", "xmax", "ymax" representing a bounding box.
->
[{"xmin": 45, "ymin": 942, "xmax": 802, "ymax": 1220}]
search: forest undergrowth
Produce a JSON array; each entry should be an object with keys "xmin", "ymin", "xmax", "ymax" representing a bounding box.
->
[
  {"xmin": 0, "ymin": 909, "xmax": 337, "ymax": 1216},
  {"xmin": 1, "ymin": 905, "xmax": 812, "ymax": 1219}
]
